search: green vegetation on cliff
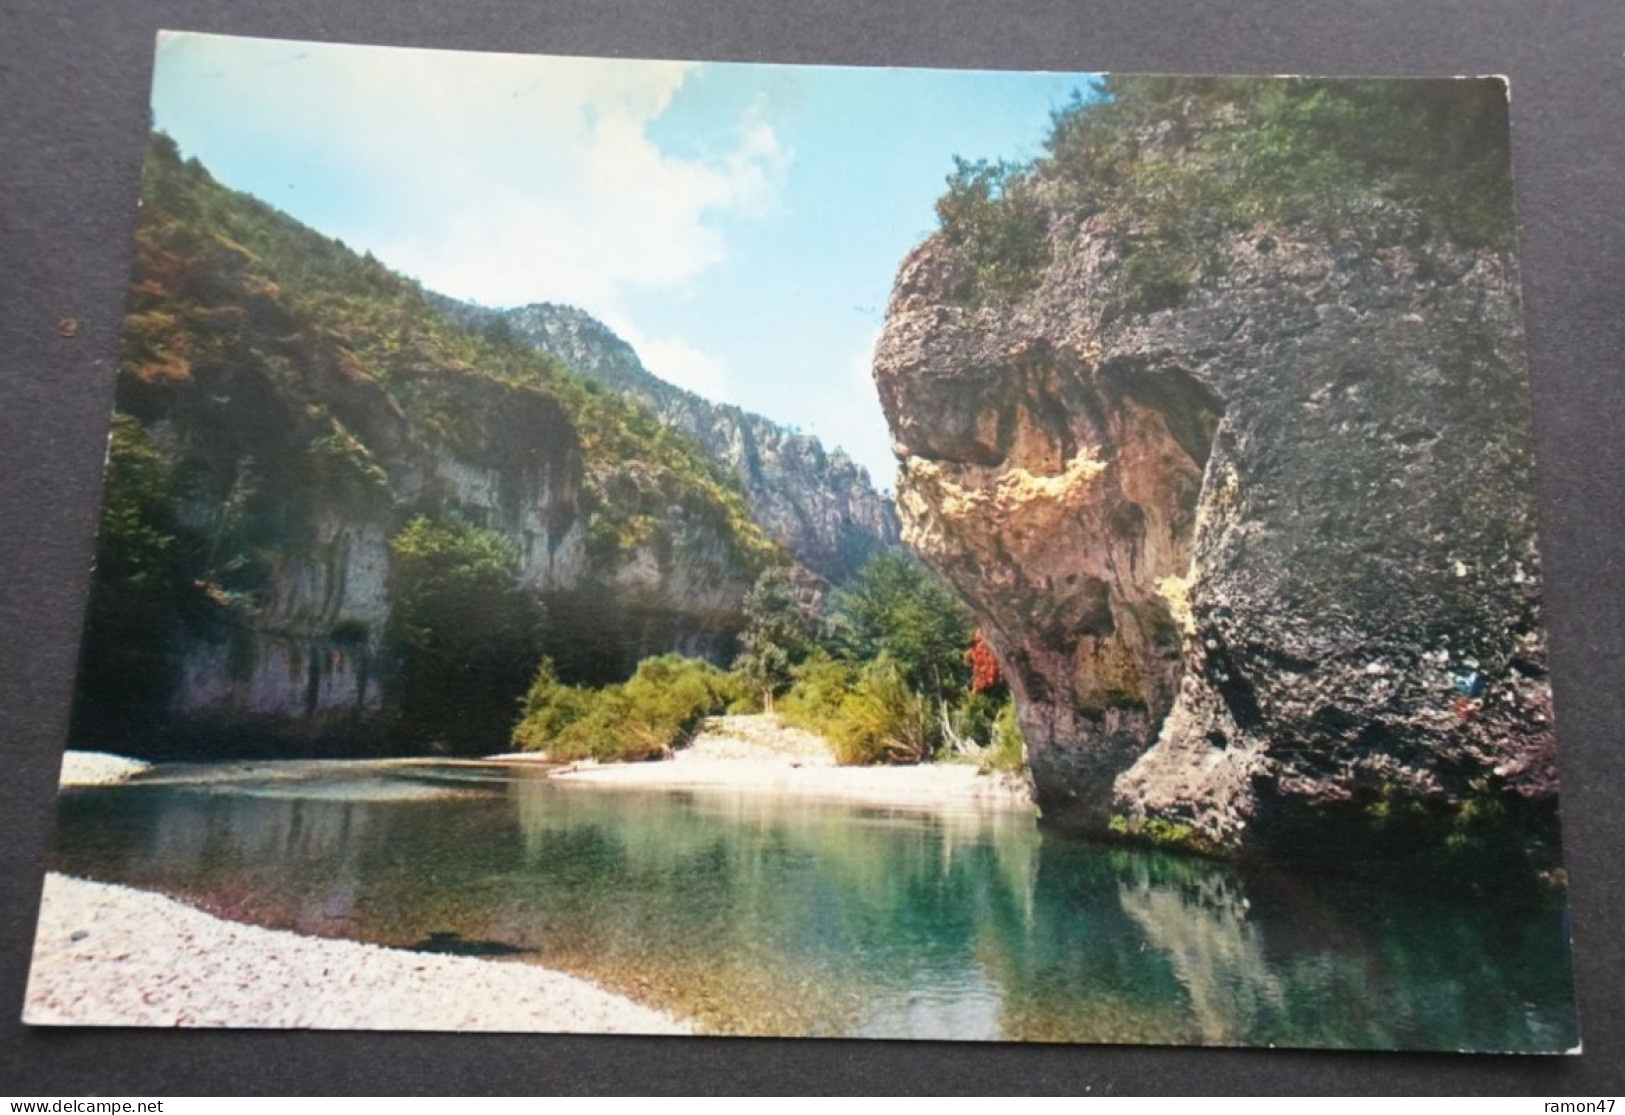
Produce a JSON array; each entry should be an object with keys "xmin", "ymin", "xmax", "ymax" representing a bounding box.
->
[
  {"xmin": 131, "ymin": 134, "xmax": 774, "ymax": 577},
  {"xmin": 905, "ymin": 76, "xmax": 1556, "ymax": 875},
  {"xmin": 386, "ymin": 514, "xmax": 543, "ymax": 754},
  {"xmin": 77, "ymin": 135, "xmax": 778, "ymax": 755},
  {"xmin": 74, "ymin": 416, "xmax": 202, "ymax": 744},
  {"xmin": 938, "ymin": 77, "xmax": 1515, "ymax": 305}
]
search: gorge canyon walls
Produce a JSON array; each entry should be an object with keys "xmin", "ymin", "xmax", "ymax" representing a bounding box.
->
[{"xmin": 875, "ymin": 79, "xmax": 1558, "ymax": 867}]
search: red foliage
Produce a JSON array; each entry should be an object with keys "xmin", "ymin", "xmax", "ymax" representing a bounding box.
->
[{"xmin": 969, "ymin": 629, "xmax": 1002, "ymax": 693}]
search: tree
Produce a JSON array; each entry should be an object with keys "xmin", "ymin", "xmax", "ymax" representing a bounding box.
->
[
  {"xmin": 72, "ymin": 415, "xmax": 198, "ymax": 747},
  {"xmin": 824, "ymin": 553, "xmax": 974, "ymax": 705},
  {"xmin": 968, "ymin": 628, "xmax": 1005, "ymax": 694},
  {"xmin": 386, "ymin": 512, "xmax": 544, "ymax": 754},
  {"xmin": 733, "ymin": 566, "xmax": 815, "ymax": 711},
  {"xmin": 935, "ymin": 157, "xmax": 1050, "ymax": 299}
]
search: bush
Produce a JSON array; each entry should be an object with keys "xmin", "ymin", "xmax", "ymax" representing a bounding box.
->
[
  {"xmin": 941, "ymin": 77, "xmax": 1516, "ymax": 317},
  {"xmin": 827, "ymin": 658, "xmax": 935, "ymax": 766},
  {"xmin": 940, "ymin": 688, "xmax": 1002, "ymax": 756},
  {"xmin": 513, "ymin": 658, "xmax": 593, "ymax": 749},
  {"xmin": 777, "ymin": 654, "xmax": 934, "ymax": 765},
  {"xmin": 1107, "ymin": 813, "xmax": 1218, "ymax": 856},
  {"xmin": 776, "ymin": 653, "xmax": 862, "ymax": 737},
  {"xmin": 982, "ymin": 698, "xmax": 1025, "ymax": 775},
  {"xmin": 936, "ymin": 157, "xmax": 1051, "ymax": 301},
  {"xmin": 512, "ymin": 654, "xmax": 739, "ymax": 762},
  {"xmin": 622, "ymin": 654, "xmax": 748, "ymax": 741}
]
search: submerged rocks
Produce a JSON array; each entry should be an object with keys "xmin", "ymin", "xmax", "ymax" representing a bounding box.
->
[{"xmin": 874, "ymin": 86, "xmax": 1555, "ymax": 868}]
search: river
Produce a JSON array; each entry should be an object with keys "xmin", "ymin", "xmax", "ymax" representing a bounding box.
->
[{"xmin": 45, "ymin": 760, "xmax": 1578, "ymax": 1048}]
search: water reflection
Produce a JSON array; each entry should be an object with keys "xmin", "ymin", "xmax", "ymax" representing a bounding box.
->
[{"xmin": 47, "ymin": 765, "xmax": 1575, "ymax": 1049}]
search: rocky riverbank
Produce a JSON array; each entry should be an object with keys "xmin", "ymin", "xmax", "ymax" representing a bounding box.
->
[{"xmin": 24, "ymin": 873, "xmax": 690, "ymax": 1033}]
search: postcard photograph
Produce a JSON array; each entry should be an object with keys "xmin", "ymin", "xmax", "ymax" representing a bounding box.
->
[{"xmin": 23, "ymin": 31, "xmax": 1578, "ymax": 1050}]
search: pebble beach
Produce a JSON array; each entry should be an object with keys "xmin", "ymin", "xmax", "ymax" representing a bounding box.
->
[{"xmin": 25, "ymin": 874, "xmax": 690, "ymax": 1033}]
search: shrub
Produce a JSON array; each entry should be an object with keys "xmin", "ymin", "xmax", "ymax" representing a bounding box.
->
[
  {"xmin": 778, "ymin": 653, "xmax": 939, "ymax": 765},
  {"xmin": 1107, "ymin": 813, "xmax": 1219, "ymax": 856},
  {"xmin": 513, "ymin": 658, "xmax": 592, "ymax": 749},
  {"xmin": 622, "ymin": 654, "xmax": 747, "ymax": 743},
  {"xmin": 936, "ymin": 157, "xmax": 1051, "ymax": 301},
  {"xmin": 827, "ymin": 658, "xmax": 935, "ymax": 766},
  {"xmin": 982, "ymin": 699, "xmax": 1026, "ymax": 775},
  {"xmin": 776, "ymin": 653, "xmax": 862, "ymax": 737},
  {"xmin": 512, "ymin": 654, "xmax": 738, "ymax": 763},
  {"xmin": 941, "ymin": 77, "xmax": 1516, "ymax": 315},
  {"xmin": 939, "ymin": 688, "xmax": 999, "ymax": 757},
  {"xmin": 1118, "ymin": 245, "xmax": 1195, "ymax": 316},
  {"xmin": 968, "ymin": 629, "xmax": 1004, "ymax": 694}
]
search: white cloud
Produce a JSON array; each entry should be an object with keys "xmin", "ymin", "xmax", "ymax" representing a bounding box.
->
[
  {"xmin": 373, "ymin": 62, "xmax": 788, "ymax": 309},
  {"xmin": 602, "ymin": 314, "xmax": 738, "ymax": 402},
  {"xmin": 161, "ymin": 34, "xmax": 789, "ymax": 311},
  {"xmin": 635, "ymin": 337, "xmax": 736, "ymax": 402},
  {"xmin": 778, "ymin": 326, "xmax": 897, "ymax": 489}
]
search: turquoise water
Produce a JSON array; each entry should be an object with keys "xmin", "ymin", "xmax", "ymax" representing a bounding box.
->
[{"xmin": 47, "ymin": 761, "xmax": 1577, "ymax": 1048}]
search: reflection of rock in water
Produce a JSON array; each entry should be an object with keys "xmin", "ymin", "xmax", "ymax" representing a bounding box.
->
[
  {"xmin": 974, "ymin": 836, "xmax": 1571, "ymax": 1050},
  {"xmin": 147, "ymin": 789, "xmax": 375, "ymax": 874},
  {"xmin": 1111, "ymin": 853, "xmax": 1448, "ymax": 1048},
  {"xmin": 1113, "ymin": 854, "xmax": 1285, "ymax": 1044},
  {"xmin": 1112, "ymin": 852, "xmax": 1578, "ymax": 1051},
  {"xmin": 976, "ymin": 840, "xmax": 1196, "ymax": 1045},
  {"xmin": 68, "ymin": 780, "xmax": 386, "ymax": 940},
  {"xmin": 51, "ymin": 776, "xmax": 1574, "ymax": 1048}
]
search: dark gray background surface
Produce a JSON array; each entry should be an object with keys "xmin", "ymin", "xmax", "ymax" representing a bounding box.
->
[{"xmin": 2, "ymin": 0, "xmax": 1622, "ymax": 1096}]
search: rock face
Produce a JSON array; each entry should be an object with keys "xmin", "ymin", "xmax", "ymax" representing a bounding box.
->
[
  {"xmin": 75, "ymin": 138, "xmax": 769, "ymax": 757},
  {"xmin": 874, "ymin": 89, "xmax": 1555, "ymax": 864},
  {"xmin": 438, "ymin": 299, "xmax": 902, "ymax": 584},
  {"xmin": 124, "ymin": 357, "xmax": 599, "ymax": 754}
]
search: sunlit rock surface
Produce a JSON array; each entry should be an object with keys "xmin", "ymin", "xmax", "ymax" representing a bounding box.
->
[{"xmin": 875, "ymin": 160, "xmax": 1553, "ymax": 861}]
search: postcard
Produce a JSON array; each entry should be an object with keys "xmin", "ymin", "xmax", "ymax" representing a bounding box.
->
[{"xmin": 23, "ymin": 32, "xmax": 1578, "ymax": 1050}]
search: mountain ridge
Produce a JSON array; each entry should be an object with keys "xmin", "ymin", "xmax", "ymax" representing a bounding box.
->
[{"xmin": 431, "ymin": 295, "xmax": 903, "ymax": 584}]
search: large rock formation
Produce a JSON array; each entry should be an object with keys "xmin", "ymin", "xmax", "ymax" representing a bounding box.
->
[
  {"xmin": 874, "ymin": 79, "xmax": 1556, "ymax": 867},
  {"xmin": 74, "ymin": 138, "xmax": 771, "ymax": 757},
  {"xmin": 437, "ymin": 299, "xmax": 902, "ymax": 584},
  {"xmin": 142, "ymin": 360, "xmax": 591, "ymax": 753}
]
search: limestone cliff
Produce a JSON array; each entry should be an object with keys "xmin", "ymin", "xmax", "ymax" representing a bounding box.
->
[
  {"xmin": 74, "ymin": 137, "xmax": 772, "ymax": 757},
  {"xmin": 875, "ymin": 78, "xmax": 1557, "ymax": 868},
  {"xmin": 436, "ymin": 299, "xmax": 902, "ymax": 584}
]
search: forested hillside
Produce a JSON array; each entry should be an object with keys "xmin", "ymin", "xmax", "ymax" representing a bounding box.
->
[{"xmin": 77, "ymin": 134, "xmax": 778, "ymax": 757}]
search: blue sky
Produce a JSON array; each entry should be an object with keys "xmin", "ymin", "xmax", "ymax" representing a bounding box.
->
[{"xmin": 150, "ymin": 32, "xmax": 1101, "ymax": 487}]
